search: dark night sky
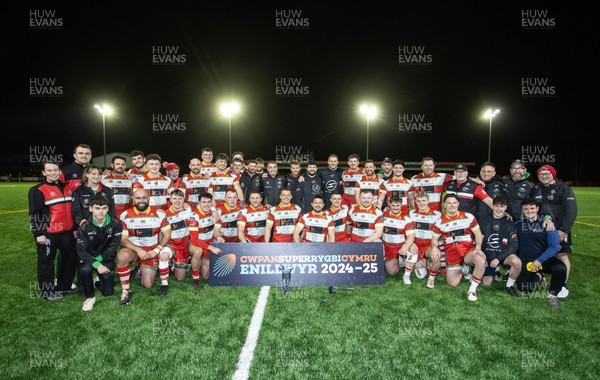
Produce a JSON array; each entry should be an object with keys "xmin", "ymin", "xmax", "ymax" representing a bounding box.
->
[{"xmin": 4, "ymin": 3, "xmax": 594, "ymax": 181}]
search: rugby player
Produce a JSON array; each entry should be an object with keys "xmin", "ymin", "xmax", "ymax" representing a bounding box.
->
[
  {"xmin": 208, "ymin": 153, "xmax": 244, "ymax": 208},
  {"xmin": 381, "ymin": 196, "xmax": 417, "ymax": 281},
  {"xmin": 411, "ymin": 156, "xmax": 452, "ymax": 212},
  {"xmin": 101, "ymin": 155, "xmax": 132, "ymax": 216},
  {"xmin": 347, "ymin": 189, "xmax": 384, "ymax": 243},
  {"xmin": 354, "ymin": 159, "xmax": 382, "ymax": 206},
  {"xmin": 214, "ymin": 189, "xmax": 243, "ymax": 243},
  {"xmin": 378, "ymin": 159, "xmax": 413, "ymax": 214},
  {"xmin": 134, "ymin": 154, "xmax": 173, "ymax": 210},
  {"xmin": 116, "ymin": 188, "xmax": 172, "ymax": 304},
  {"xmin": 293, "ymin": 195, "xmax": 335, "ymax": 243},
  {"xmin": 238, "ymin": 190, "xmax": 270, "ymax": 243},
  {"xmin": 342, "ymin": 153, "xmax": 363, "ymax": 206},
  {"xmin": 326, "ymin": 192, "xmax": 352, "ymax": 242},
  {"xmin": 409, "ymin": 191, "xmax": 443, "ymax": 288},
  {"xmin": 431, "ymin": 194, "xmax": 486, "ymax": 301},
  {"xmin": 265, "ymin": 188, "xmax": 303, "ymax": 243}
]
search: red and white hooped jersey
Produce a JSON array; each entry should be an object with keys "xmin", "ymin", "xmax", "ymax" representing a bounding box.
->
[
  {"xmin": 120, "ymin": 207, "xmax": 170, "ymax": 248},
  {"xmin": 101, "ymin": 172, "xmax": 132, "ymax": 215},
  {"xmin": 188, "ymin": 208, "xmax": 216, "ymax": 245},
  {"xmin": 200, "ymin": 162, "xmax": 217, "ymax": 177},
  {"xmin": 431, "ymin": 211, "xmax": 480, "ymax": 248},
  {"xmin": 348, "ymin": 204, "xmax": 384, "ymax": 241},
  {"xmin": 410, "ymin": 172, "xmax": 452, "ymax": 211},
  {"xmin": 298, "ymin": 211, "xmax": 334, "ymax": 242},
  {"xmin": 135, "ymin": 173, "xmax": 173, "ymax": 210},
  {"xmin": 208, "ymin": 171, "xmax": 240, "ymax": 206},
  {"xmin": 380, "ymin": 176, "xmax": 413, "ymax": 214},
  {"xmin": 355, "ymin": 174, "xmax": 383, "ymax": 203},
  {"xmin": 266, "ymin": 203, "xmax": 302, "ymax": 242},
  {"xmin": 342, "ymin": 168, "xmax": 365, "ymax": 199},
  {"xmin": 216, "ymin": 203, "xmax": 243, "ymax": 242},
  {"xmin": 181, "ymin": 173, "xmax": 210, "ymax": 207},
  {"xmin": 164, "ymin": 206, "xmax": 192, "ymax": 248},
  {"xmin": 128, "ymin": 167, "xmax": 147, "ymax": 184},
  {"xmin": 382, "ymin": 211, "xmax": 414, "ymax": 245},
  {"xmin": 238, "ymin": 204, "xmax": 270, "ymax": 242},
  {"xmin": 409, "ymin": 208, "xmax": 442, "ymax": 245},
  {"xmin": 326, "ymin": 205, "xmax": 351, "ymax": 242}
]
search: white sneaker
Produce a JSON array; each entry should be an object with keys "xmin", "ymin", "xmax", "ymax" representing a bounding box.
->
[
  {"xmin": 403, "ymin": 275, "xmax": 412, "ymax": 285},
  {"xmin": 426, "ymin": 277, "xmax": 435, "ymax": 289},
  {"xmin": 82, "ymin": 297, "xmax": 96, "ymax": 311},
  {"xmin": 468, "ymin": 291, "xmax": 478, "ymax": 302},
  {"xmin": 557, "ymin": 286, "xmax": 569, "ymax": 299}
]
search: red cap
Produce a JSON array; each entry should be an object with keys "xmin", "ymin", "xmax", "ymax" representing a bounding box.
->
[
  {"xmin": 537, "ymin": 165, "xmax": 556, "ymax": 178},
  {"xmin": 162, "ymin": 162, "xmax": 179, "ymax": 171}
]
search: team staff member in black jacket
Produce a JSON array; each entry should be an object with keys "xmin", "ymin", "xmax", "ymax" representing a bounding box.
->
[
  {"xmin": 72, "ymin": 165, "xmax": 116, "ymax": 227},
  {"xmin": 261, "ymin": 161, "xmax": 287, "ymax": 207},
  {"xmin": 302, "ymin": 154, "xmax": 344, "ymax": 209},
  {"xmin": 28, "ymin": 162, "xmax": 77, "ymax": 301},
  {"xmin": 503, "ymin": 160, "xmax": 535, "ymax": 220},
  {"xmin": 476, "ymin": 162, "xmax": 508, "ymax": 225},
  {"xmin": 76, "ymin": 196, "xmax": 123, "ymax": 311},
  {"xmin": 535, "ymin": 165, "xmax": 577, "ymax": 298},
  {"xmin": 239, "ymin": 159, "xmax": 262, "ymax": 204},
  {"xmin": 296, "ymin": 160, "xmax": 324, "ymax": 213},
  {"xmin": 59, "ymin": 143, "xmax": 92, "ymax": 191},
  {"xmin": 479, "ymin": 196, "xmax": 521, "ymax": 296}
]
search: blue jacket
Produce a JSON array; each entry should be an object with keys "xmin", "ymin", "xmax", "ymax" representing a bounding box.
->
[{"xmin": 515, "ymin": 216, "xmax": 560, "ymax": 264}]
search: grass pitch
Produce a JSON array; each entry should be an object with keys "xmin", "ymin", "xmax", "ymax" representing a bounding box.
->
[{"xmin": 0, "ymin": 183, "xmax": 598, "ymax": 379}]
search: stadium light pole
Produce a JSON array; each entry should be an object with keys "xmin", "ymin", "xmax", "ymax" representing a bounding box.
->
[
  {"xmin": 219, "ymin": 101, "xmax": 240, "ymax": 159},
  {"xmin": 359, "ymin": 104, "xmax": 378, "ymax": 160},
  {"xmin": 483, "ymin": 108, "xmax": 500, "ymax": 162},
  {"xmin": 94, "ymin": 104, "xmax": 113, "ymax": 169}
]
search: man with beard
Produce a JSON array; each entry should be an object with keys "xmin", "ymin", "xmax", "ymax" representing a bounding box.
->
[
  {"xmin": 296, "ymin": 160, "xmax": 324, "ymax": 213},
  {"xmin": 182, "ymin": 158, "xmax": 210, "ymax": 209},
  {"xmin": 261, "ymin": 161, "xmax": 287, "ymax": 208},
  {"xmin": 239, "ymin": 159, "xmax": 263, "ymax": 204},
  {"xmin": 534, "ymin": 165, "xmax": 577, "ymax": 298},
  {"xmin": 128, "ymin": 150, "xmax": 147, "ymax": 184},
  {"xmin": 378, "ymin": 159, "xmax": 413, "ymax": 214},
  {"xmin": 410, "ymin": 157, "xmax": 452, "ymax": 212},
  {"xmin": 355, "ymin": 159, "xmax": 383, "ymax": 206},
  {"xmin": 116, "ymin": 188, "xmax": 172, "ymax": 304},
  {"xmin": 293, "ymin": 195, "xmax": 335, "ymax": 243},
  {"xmin": 101, "ymin": 155, "xmax": 132, "ymax": 216}
]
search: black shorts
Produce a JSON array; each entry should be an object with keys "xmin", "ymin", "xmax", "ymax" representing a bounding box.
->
[{"xmin": 559, "ymin": 232, "xmax": 572, "ymax": 254}]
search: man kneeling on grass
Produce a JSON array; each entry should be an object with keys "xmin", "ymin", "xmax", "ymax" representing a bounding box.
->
[
  {"xmin": 116, "ymin": 188, "xmax": 172, "ymax": 304},
  {"xmin": 479, "ymin": 196, "xmax": 521, "ymax": 296},
  {"xmin": 515, "ymin": 198, "xmax": 566, "ymax": 309},
  {"xmin": 431, "ymin": 194, "xmax": 486, "ymax": 302},
  {"xmin": 76, "ymin": 196, "xmax": 123, "ymax": 311}
]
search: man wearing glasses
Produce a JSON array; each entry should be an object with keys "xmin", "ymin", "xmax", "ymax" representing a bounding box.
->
[{"xmin": 503, "ymin": 160, "xmax": 536, "ymax": 220}]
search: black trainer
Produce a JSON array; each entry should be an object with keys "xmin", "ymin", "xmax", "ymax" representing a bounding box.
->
[
  {"xmin": 193, "ymin": 279, "xmax": 203, "ymax": 291},
  {"xmin": 130, "ymin": 266, "xmax": 141, "ymax": 280},
  {"xmin": 119, "ymin": 291, "xmax": 133, "ymax": 305},
  {"xmin": 505, "ymin": 286, "xmax": 518, "ymax": 297},
  {"xmin": 158, "ymin": 285, "xmax": 169, "ymax": 297}
]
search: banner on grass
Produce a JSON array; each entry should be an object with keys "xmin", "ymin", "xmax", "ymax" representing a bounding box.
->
[{"xmin": 209, "ymin": 242, "xmax": 384, "ymax": 286}]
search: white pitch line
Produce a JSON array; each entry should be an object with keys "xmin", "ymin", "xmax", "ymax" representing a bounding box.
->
[{"xmin": 232, "ymin": 286, "xmax": 270, "ymax": 380}]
